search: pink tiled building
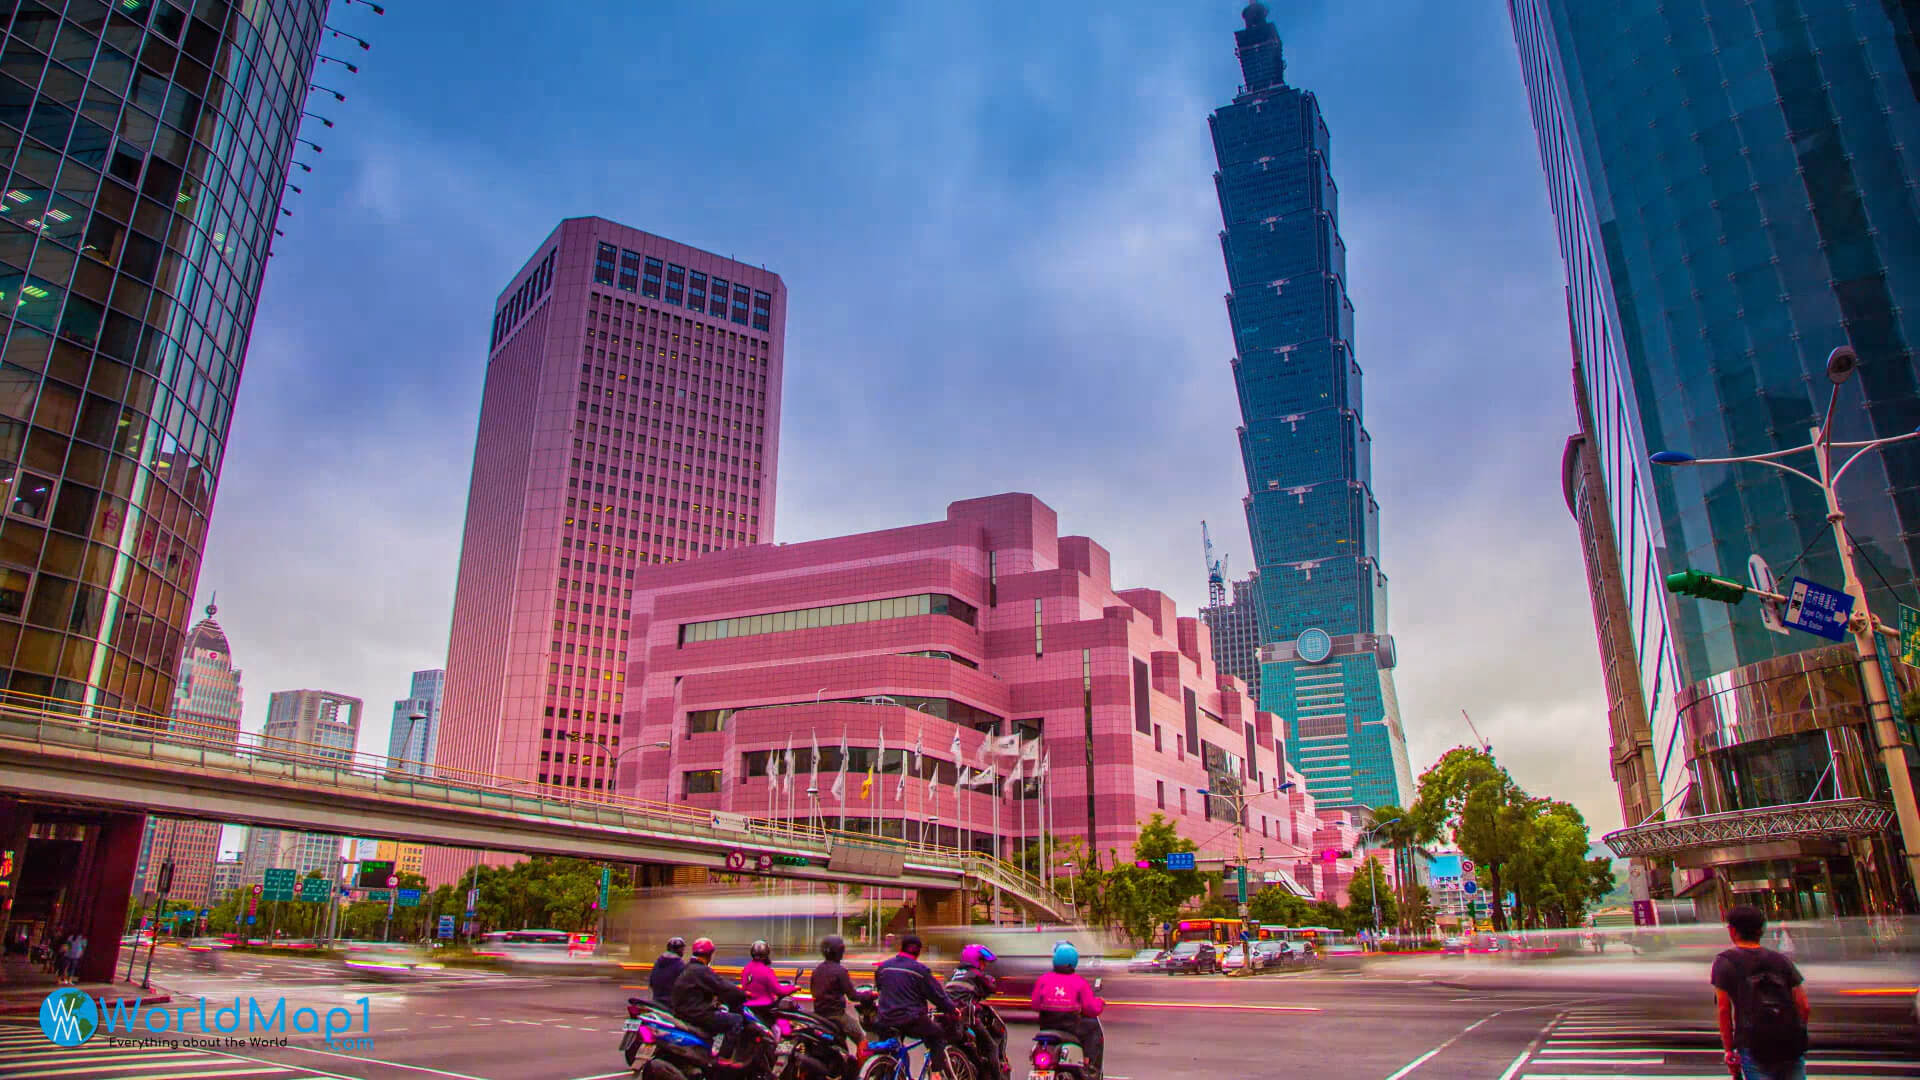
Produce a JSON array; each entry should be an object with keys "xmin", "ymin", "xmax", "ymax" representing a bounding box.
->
[
  {"xmin": 620, "ymin": 493, "xmax": 1372, "ymax": 900},
  {"xmin": 429, "ymin": 219, "xmax": 784, "ymax": 883}
]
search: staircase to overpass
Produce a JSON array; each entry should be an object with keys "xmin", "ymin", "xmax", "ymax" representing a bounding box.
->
[{"xmin": 0, "ymin": 691, "xmax": 1068, "ymax": 921}]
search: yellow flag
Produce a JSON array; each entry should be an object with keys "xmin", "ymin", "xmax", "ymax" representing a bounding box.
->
[{"xmin": 860, "ymin": 772, "xmax": 873, "ymax": 799}]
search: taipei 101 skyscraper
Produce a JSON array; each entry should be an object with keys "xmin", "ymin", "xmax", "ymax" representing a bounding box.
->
[{"xmin": 1211, "ymin": 4, "xmax": 1412, "ymax": 812}]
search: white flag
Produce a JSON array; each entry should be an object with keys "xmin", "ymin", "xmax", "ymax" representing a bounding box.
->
[
  {"xmin": 895, "ymin": 764, "xmax": 907, "ymax": 800},
  {"xmin": 810, "ymin": 730, "xmax": 821, "ymax": 784},
  {"xmin": 989, "ymin": 733, "xmax": 1022, "ymax": 758},
  {"xmin": 976, "ymin": 733, "xmax": 991, "ymax": 765},
  {"xmin": 955, "ymin": 766, "xmax": 970, "ymax": 791},
  {"xmin": 912, "ymin": 731, "xmax": 924, "ymax": 768},
  {"xmin": 830, "ymin": 726, "xmax": 847, "ymax": 800},
  {"xmin": 1019, "ymin": 738, "xmax": 1041, "ymax": 763},
  {"xmin": 949, "ymin": 729, "xmax": 962, "ymax": 759},
  {"xmin": 782, "ymin": 735, "xmax": 795, "ymax": 795},
  {"xmin": 1039, "ymin": 750, "xmax": 1050, "ymax": 777}
]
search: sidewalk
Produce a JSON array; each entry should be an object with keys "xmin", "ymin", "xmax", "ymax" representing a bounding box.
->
[{"xmin": 0, "ymin": 955, "xmax": 171, "ymax": 1016}]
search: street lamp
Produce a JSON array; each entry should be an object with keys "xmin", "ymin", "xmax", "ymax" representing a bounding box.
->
[
  {"xmin": 1355, "ymin": 817, "xmax": 1402, "ymax": 944},
  {"xmin": 1650, "ymin": 345, "xmax": 1920, "ymax": 893},
  {"xmin": 1199, "ymin": 780, "xmax": 1296, "ymax": 973}
]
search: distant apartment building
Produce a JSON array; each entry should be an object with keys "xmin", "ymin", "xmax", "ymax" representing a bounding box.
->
[
  {"xmin": 387, "ymin": 668, "xmax": 446, "ymax": 774},
  {"xmin": 1201, "ymin": 573, "xmax": 1264, "ymax": 713},
  {"xmin": 427, "ymin": 219, "xmax": 785, "ymax": 882},
  {"xmin": 241, "ymin": 690, "xmax": 361, "ymax": 879},
  {"xmin": 208, "ymin": 857, "xmax": 244, "ymax": 906},
  {"xmin": 134, "ymin": 602, "xmax": 244, "ymax": 905}
]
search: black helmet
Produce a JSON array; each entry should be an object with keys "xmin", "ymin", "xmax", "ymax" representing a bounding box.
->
[
  {"xmin": 665, "ymin": 936, "xmax": 686, "ymax": 955},
  {"xmin": 750, "ymin": 940, "xmax": 771, "ymax": 963},
  {"xmin": 821, "ymin": 935, "xmax": 846, "ymax": 962}
]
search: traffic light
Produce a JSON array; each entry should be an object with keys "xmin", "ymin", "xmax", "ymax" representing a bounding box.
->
[{"xmin": 1665, "ymin": 569, "xmax": 1747, "ymax": 604}]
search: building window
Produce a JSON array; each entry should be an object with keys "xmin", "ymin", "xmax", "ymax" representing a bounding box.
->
[
  {"xmin": 665, "ymin": 264, "xmax": 686, "ymax": 305},
  {"xmin": 687, "ymin": 708, "xmax": 731, "ymax": 733},
  {"xmin": 618, "ymin": 249, "xmax": 641, "ymax": 293},
  {"xmin": 594, "ymin": 242, "xmax": 617, "ymax": 286},
  {"xmin": 1156, "ymin": 780, "xmax": 1165, "ymax": 810},
  {"xmin": 1179, "ymin": 787, "xmax": 1187, "ymax": 815},
  {"xmin": 752, "ymin": 290, "xmax": 772, "ymax": 332},
  {"xmin": 682, "ymin": 769, "xmax": 721, "ymax": 795},
  {"xmin": 731, "ymin": 284, "xmax": 751, "ymax": 325},
  {"xmin": 642, "ymin": 257, "xmax": 663, "ymax": 299},
  {"xmin": 1034, "ymin": 598, "xmax": 1044, "ymax": 657},
  {"xmin": 710, "ymin": 277, "xmax": 729, "ymax": 316},
  {"xmin": 689, "ymin": 271, "xmax": 708, "ymax": 311},
  {"xmin": 1132, "ymin": 658, "xmax": 1151, "ymax": 734},
  {"xmin": 1153, "ymin": 724, "xmax": 1163, "ymax": 754},
  {"xmin": 678, "ymin": 593, "xmax": 978, "ymax": 644}
]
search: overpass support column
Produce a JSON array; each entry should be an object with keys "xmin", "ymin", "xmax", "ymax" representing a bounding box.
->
[
  {"xmin": 77, "ymin": 811, "xmax": 143, "ymax": 983},
  {"xmin": 916, "ymin": 887, "xmax": 971, "ymax": 928}
]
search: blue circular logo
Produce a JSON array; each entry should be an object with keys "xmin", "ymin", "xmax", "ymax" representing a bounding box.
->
[
  {"xmin": 1296, "ymin": 628, "xmax": 1333, "ymax": 664},
  {"xmin": 39, "ymin": 988, "xmax": 98, "ymax": 1046}
]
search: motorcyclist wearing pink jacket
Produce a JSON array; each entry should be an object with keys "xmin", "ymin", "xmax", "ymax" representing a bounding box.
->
[
  {"xmin": 740, "ymin": 940, "xmax": 797, "ymax": 1010},
  {"xmin": 1030, "ymin": 941, "xmax": 1104, "ymax": 1072}
]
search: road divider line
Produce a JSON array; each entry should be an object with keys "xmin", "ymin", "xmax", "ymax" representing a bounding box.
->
[
  {"xmin": 1493, "ymin": 1007, "xmax": 1563, "ymax": 1080},
  {"xmin": 263, "ymin": 1044, "xmax": 496, "ymax": 1080},
  {"xmin": 1380, "ymin": 1013, "xmax": 1495, "ymax": 1080}
]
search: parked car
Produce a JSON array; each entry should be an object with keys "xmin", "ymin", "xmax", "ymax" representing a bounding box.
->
[
  {"xmin": 1441, "ymin": 936, "xmax": 1468, "ymax": 955},
  {"xmin": 1220, "ymin": 943, "xmax": 1260, "ymax": 971},
  {"xmin": 1161, "ymin": 940, "xmax": 1218, "ymax": 974},
  {"xmin": 1125, "ymin": 948, "xmax": 1168, "ymax": 973}
]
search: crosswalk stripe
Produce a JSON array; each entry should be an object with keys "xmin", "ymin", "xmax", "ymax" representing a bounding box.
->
[{"xmin": 0, "ymin": 1062, "xmax": 292, "ymax": 1079}]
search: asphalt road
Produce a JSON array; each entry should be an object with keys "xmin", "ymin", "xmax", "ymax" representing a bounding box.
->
[{"xmin": 3, "ymin": 949, "xmax": 1914, "ymax": 1079}]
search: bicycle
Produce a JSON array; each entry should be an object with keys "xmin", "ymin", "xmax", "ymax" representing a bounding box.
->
[{"xmin": 857, "ymin": 1019, "xmax": 975, "ymax": 1080}]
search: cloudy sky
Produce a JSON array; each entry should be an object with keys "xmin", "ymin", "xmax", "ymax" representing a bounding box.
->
[{"xmin": 205, "ymin": 1, "xmax": 1618, "ymax": 833}]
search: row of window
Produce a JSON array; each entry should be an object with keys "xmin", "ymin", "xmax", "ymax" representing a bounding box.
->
[
  {"xmin": 685, "ymin": 694, "xmax": 1005, "ymax": 734},
  {"xmin": 489, "ymin": 248, "xmax": 554, "ymax": 350},
  {"xmin": 678, "ymin": 593, "xmax": 978, "ymax": 645},
  {"xmin": 592, "ymin": 241, "xmax": 773, "ymax": 332}
]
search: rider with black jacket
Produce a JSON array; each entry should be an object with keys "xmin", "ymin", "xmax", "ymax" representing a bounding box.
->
[
  {"xmin": 670, "ymin": 938, "xmax": 750, "ymax": 1059},
  {"xmin": 874, "ymin": 935, "xmax": 959, "ymax": 1079}
]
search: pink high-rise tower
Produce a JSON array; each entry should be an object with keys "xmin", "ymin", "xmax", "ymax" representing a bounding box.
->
[{"xmin": 432, "ymin": 220, "xmax": 785, "ymax": 877}]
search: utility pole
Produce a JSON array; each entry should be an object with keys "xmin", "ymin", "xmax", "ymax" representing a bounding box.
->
[{"xmin": 1200, "ymin": 779, "xmax": 1294, "ymax": 974}]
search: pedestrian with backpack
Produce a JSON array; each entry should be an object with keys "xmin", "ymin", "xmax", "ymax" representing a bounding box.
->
[{"xmin": 1711, "ymin": 905, "xmax": 1810, "ymax": 1080}]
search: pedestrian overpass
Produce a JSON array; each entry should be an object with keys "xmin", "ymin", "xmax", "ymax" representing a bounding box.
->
[{"xmin": 0, "ymin": 691, "xmax": 1068, "ymax": 922}]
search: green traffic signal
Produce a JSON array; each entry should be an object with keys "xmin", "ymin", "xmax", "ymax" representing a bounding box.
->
[{"xmin": 1664, "ymin": 569, "xmax": 1747, "ymax": 604}]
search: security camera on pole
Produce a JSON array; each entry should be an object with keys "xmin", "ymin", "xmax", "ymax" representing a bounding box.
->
[{"xmin": 1651, "ymin": 345, "xmax": 1920, "ymax": 893}]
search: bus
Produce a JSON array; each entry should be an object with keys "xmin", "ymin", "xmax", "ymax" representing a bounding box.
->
[{"xmin": 1175, "ymin": 918, "xmax": 1246, "ymax": 945}]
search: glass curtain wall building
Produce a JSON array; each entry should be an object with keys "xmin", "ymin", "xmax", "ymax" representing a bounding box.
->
[
  {"xmin": 1511, "ymin": 0, "xmax": 1920, "ymax": 911},
  {"xmin": 1210, "ymin": 3, "xmax": 1410, "ymax": 811},
  {"xmin": 0, "ymin": 0, "xmax": 329, "ymax": 717}
]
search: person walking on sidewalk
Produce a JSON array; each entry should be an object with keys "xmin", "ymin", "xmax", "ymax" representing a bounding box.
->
[
  {"xmin": 1712, "ymin": 905, "xmax": 1809, "ymax": 1080},
  {"xmin": 65, "ymin": 932, "xmax": 86, "ymax": 984}
]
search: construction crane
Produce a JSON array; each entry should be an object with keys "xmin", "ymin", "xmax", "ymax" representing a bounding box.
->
[
  {"xmin": 1461, "ymin": 709, "xmax": 1492, "ymax": 755},
  {"xmin": 1202, "ymin": 521, "xmax": 1228, "ymax": 609}
]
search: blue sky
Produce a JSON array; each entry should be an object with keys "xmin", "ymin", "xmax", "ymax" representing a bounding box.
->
[{"xmin": 204, "ymin": 1, "xmax": 1620, "ymax": 832}]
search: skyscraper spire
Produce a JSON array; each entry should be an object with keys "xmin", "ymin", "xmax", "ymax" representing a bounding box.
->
[{"xmin": 1234, "ymin": 2, "xmax": 1285, "ymax": 91}]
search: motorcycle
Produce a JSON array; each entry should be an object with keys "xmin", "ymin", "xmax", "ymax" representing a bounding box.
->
[
  {"xmin": 622, "ymin": 996, "xmax": 780, "ymax": 1078},
  {"xmin": 762, "ymin": 974, "xmax": 873, "ymax": 1080},
  {"xmin": 945, "ymin": 976, "xmax": 1009, "ymax": 1080},
  {"xmin": 1027, "ymin": 979, "xmax": 1102, "ymax": 1080}
]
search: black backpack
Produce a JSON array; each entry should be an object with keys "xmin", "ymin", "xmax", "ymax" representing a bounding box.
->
[{"xmin": 1737, "ymin": 958, "xmax": 1808, "ymax": 1064}]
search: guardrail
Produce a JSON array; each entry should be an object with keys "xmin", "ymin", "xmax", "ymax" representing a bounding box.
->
[{"xmin": 0, "ymin": 689, "xmax": 1061, "ymax": 916}]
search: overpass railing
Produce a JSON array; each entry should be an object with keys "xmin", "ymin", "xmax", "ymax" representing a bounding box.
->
[{"xmin": 0, "ymin": 689, "xmax": 1060, "ymax": 914}]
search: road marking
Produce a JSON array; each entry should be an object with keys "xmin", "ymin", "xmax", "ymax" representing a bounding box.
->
[
  {"xmin": 1493, "ymin": 1009, "xmax": 1563, "ymax": 1080},
  {"xmin": 259, "ymin": 1044, "xmax": 496, "ymax": 1080},
  {"xmin": 1380, "ymin": 1013, "xmax": 1495, "ymax": 1080},
  {"xmin": 1101, "ymin": 998, "xmax": 1320, "ymax": 1013}
]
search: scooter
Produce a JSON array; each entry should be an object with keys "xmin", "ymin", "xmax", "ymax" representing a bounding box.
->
[
  {"xmin": 1027, "ymin": 979, "xmax": 1102, "ymax": 1080},
  {"xmin": 945, "ymin": 975, "xmax": 1009, "ymax": 1079},
  {"xmin": 622, "ymin": 996, "xmax": 779, "ymax": 1078}
]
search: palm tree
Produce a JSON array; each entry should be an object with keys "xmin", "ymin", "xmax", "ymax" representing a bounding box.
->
[{"xmin": 1369, "ymin": 806, "xmax": 1440, "ymax": 937}]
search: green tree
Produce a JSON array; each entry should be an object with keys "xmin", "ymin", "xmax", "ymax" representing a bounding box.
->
[
  {"xmin": 1247, "ymin": 887, "xmax": 1312, "ymax": 927},
  {"xmin": 1345, "ymin": 855, "xmax": 1396, "ymax": 934},
  {"xmin": 1412, "ymin": 748, "xmax": 1530, "ymax": 931},
  {"xmin": 1067, "ymin": 815, "xmax": 1213, "ymax": 946}
]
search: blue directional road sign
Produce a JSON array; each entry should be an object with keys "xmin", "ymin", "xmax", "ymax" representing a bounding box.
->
[
  {"xmin": 245, "ymin": 915, "xmax": 256, "ymax": 925},
  {"xmin": 437, "ymin": 915, "xmax": 455, "ymax": 939},
  {"xmin": 1462, "ymin": 880, "xmax": 1478, "ymax": 895},
  {"xmin": 1783, "ymin": 577, "xmax": 1854, "ymax": 642},
  {"xmin": 1165, "ymin": 852, "xmax": 1196, "ymax": 871}
]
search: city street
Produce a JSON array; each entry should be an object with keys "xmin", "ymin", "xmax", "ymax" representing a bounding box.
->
[{"xmin": 4, "ymin": 949, "xmax": 1915, "ymax": 1079}]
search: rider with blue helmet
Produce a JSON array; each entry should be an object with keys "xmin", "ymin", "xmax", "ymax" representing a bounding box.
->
[{"xmin": 1029, "ymin": 941, "xmax": 1106, "ymax": 1073}]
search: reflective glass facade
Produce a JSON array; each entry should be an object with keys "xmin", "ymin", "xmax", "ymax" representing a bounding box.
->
[
  {"xmin": 0, "ymin": 0, "xmax": 328, "ymax": 717},
  {"xmin": 1210, "ymin": 4, "xmax": 1409, "ymax": 811},
  {"xmin": 1511, "ymin": 0, "xmax": 1920, "ymax": 807}
]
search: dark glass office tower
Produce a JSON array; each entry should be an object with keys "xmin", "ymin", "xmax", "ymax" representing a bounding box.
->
[
  {"xmin": 0, "ymin": 0, "xmax": 330, "ymax": 716},
  {"xmin": 1210, "ymin": 3, "xmax": 1410, "ymax": 811},
  {"xmin": 1512, "ymin": 0, "xmax": 1920, "ymax": 914}
]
